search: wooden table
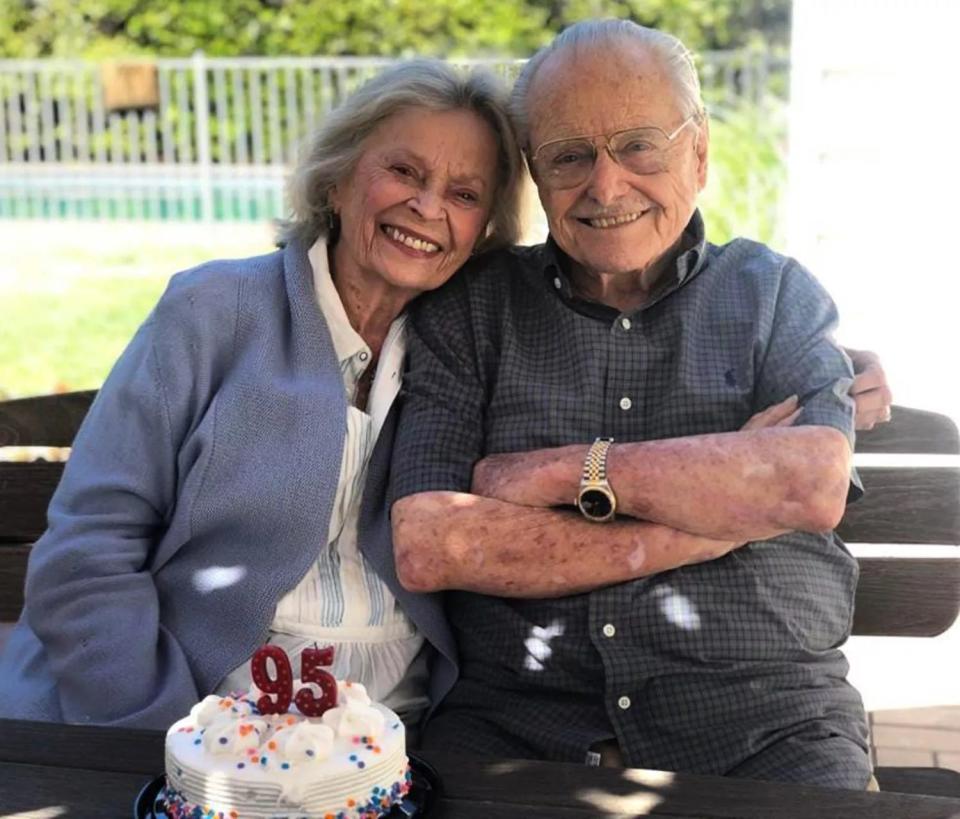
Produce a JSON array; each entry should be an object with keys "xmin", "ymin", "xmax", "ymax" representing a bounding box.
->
[{"xmin": 3, "ymin": 719, "xmax": 960, "ymax": 818}]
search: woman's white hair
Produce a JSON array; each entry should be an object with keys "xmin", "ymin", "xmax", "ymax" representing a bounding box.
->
[
  {"xmin": 279, "ymin": 59, "xmax": 524, "ymax": 252},
  {"xmin": 511, "ymin": 19, "xmax": 706, "ymax": 149}
]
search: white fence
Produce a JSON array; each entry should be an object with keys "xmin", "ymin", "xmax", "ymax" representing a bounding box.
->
[{"xmin": 0, "ymin": 51, "xmax": 786, "ymax": 222}]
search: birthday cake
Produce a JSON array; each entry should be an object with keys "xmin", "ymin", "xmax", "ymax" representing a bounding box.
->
[{"xmin": 162, "ymin": 647, "xmax": 411, "ymax": 818}]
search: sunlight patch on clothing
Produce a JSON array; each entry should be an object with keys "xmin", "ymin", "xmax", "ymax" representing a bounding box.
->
[
  {"xmin": 523, "ymin": 620, "xmax": 565, "ymax": 671},
  {"xmin": 653, "ymin": 585, "xmax": 701, "ymax": 630},
  {"xmin": 192, "ymin": 565, "xmax": 248, "ymax": 593}
]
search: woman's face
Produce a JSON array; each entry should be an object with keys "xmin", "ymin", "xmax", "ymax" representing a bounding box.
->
[{"xmin": 330, "ymin": 106, "xmax": 500, "ymax": 297}]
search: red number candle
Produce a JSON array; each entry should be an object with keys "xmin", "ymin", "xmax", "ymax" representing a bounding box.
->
[
  {"xmin": 295, "ymin": 645, "xmax": 338, "ymax": 717},
  {"xmin": 250, "ymin": 645, "xmax": 293, "ymax": 715}
]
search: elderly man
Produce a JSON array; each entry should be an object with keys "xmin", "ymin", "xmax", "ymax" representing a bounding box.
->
[{"xmin": 390, "ymin": 19, "xmax": 874, "ymax": 790}]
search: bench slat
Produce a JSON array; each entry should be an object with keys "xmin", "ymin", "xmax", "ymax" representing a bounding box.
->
[
  {"xmin": 2, "ymin": 398, "xmax": 957, "ymax": 454},
  {"xmin": 839, "ymin": 468, "xmax": 960, "ymax": 545},
  {"xmin": 0, "ymin": 391, "xmax": 96, "ymax": 447},
  {"xmin": 5, "ymin": 464, "xmax": 959, "ymax": 547},
  {"xmin": 0, "ymin": 462, "xmax": 63, "ymax": 543},
  {"xmin": 0, "ymin": 544, "xmax": 30, "ymax": 621},
  {"xmin": 855, "ymin": 407, "xmax": 960, "ymax": 455},
  {"xmin": 3, "ymin": 545, "xmax": 955, "ymax": 638},
  {"xmin": 852, "ymin": 558, "xmax": 960, "ymax": 637}
]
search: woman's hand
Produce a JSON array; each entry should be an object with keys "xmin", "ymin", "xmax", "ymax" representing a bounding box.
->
[
  {"xmin": 740, "ymin": 394, "xmax": 802, "ymax": 431},
  {"xmin": 843, "ymin": 347, "xmax": 893, "ymax": 430}
]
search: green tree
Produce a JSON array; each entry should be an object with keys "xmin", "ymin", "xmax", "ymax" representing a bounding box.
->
[{"xmin": 0, "ymin": 0, "xmax": 789, "ymax": 59}]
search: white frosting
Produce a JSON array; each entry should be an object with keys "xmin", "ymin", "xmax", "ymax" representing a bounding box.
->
[
  {"xmin": 201, "ymin": 715, "xmax": 267, "ymax": 755},
  {"xmin": 322, "ymin": 699, "xmax": 386, "ymax": 739},
  {"xmin": 270, "ymin": 720, "xmax": 335, "ymax": 763},
  {"xmin": 337, "ymin": 679, "xmax": 372, "ymax": 706}
]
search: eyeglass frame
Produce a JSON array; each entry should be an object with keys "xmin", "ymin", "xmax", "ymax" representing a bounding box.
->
[{"xmin": 528, "ymin": 112, "xmax": 703, "ymax": 189}]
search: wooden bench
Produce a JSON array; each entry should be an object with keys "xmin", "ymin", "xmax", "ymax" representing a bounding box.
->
[{"xmin": 1, "ymin": 391, "xmax": 959, "ymax": 796}]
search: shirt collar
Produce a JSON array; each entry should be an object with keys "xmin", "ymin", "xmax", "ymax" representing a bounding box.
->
[
  {"xmin": 308, "ymin": 237, "xmax": 370, "ymax": 366},
  {"xmin": 541, "ymin": 208, "xmax": 708, "ymax": 311}
]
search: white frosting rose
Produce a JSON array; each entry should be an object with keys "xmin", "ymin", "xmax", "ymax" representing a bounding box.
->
[
  {"xmin": 337, "ymin": 680, "xmax": 371, "ymax": 707},
  {"xmin": 322, "ymin": 700, "xmax": 385, "ymax": 739},
  {"xmin": 189, "ymin": 695, "xmax": 232, "ymax": 727},
  {"xmin": 270, "ymin": 721, "xmax": 335, "ymax": 763},
  {"xmin": 201, "ymin": 717, "xmax": 267, "ymax": 755}
]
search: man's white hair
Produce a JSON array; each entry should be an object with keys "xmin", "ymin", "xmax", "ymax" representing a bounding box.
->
[{"xmin": 510, "ymin": 18, "xmax": 706, "ymax": 149}]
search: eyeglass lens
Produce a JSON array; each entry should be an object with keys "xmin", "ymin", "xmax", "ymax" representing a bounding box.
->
[{"xmin": 536, "ymin": 128, "xmax": 673, "ymax": 188}]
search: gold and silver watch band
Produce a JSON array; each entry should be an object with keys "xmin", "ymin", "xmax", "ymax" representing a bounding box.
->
[{"xmin": 582, "ymin": 437, "xmax": 614, "ymax": 484}]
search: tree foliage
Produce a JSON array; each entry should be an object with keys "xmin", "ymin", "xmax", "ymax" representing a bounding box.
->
[{"xmin": 0, "ymin": 0, "xmax": 789, "ymax": 59}]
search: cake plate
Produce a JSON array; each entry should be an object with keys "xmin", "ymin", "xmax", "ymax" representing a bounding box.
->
[{"xmin": 134, "ymin": 751, "xmax": 441, "ymax": 818}]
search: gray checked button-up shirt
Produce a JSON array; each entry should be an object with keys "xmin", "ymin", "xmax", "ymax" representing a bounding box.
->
[{"xmin": 390, "ymin": 211, "xmax": 870, "ymax": 787}]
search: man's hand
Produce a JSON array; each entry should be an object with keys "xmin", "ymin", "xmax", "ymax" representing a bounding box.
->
[{"xmin": 843, "ymin": 347, "xmax": 893, "ymax": 430}]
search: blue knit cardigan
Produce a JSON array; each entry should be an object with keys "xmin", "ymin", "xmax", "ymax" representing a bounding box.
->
[{"xmin": 0, "ymin": 240, "xmax": 456, "ymax": 728}]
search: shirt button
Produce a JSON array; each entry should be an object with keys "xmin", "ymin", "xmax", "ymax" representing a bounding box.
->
[
  {"xmin": 620, "ymin": 317, "xmax": 632, "ymax": 330},
  {"xmin": 553, "ymin": 277, "xmax": 562, "ymax": 290},
  {"xmin": 618, "ymin": 695, "xmax": 631, "ymax": 710},
  {"xmin": 619, "ymin": 396, "xmax": 632, "ymax": 411},
  {"xmin": 358, "ymin": 351, "xmax": 369, "ymax": 362},
  {"xmin": 602, "ymin": 623, "xmax": 616, "ymax": 638}
]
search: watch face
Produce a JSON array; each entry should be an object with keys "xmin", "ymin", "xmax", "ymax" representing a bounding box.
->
[{"xmin": 579, "ymin": 488, "xmax": 614, "ymax": 520}]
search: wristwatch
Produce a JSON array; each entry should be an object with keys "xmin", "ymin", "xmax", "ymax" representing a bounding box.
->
[{"xmin": 576, "ymin": 437, "xmax": 617, "ymax": 522}]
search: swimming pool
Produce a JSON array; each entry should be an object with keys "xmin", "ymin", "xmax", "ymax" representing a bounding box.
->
[{"xmin": 0, "ymin": 165, "xmax": 287, "ymax": 222}]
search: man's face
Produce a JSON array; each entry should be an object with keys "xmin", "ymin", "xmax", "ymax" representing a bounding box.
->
[{"xmin": 527, "ymin": 43, "xmax": 708, "ymax": 278}]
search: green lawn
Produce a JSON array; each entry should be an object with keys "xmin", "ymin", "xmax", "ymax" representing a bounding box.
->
[
  {"xmin": 0, "ymin": 274, "xmax": 169, "ymax": 398},
  {"xmin": 0, "ymin": 225, "xmax": 274, "ymax": 398}
]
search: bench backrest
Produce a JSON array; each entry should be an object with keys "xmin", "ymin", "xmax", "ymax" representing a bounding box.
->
[{"xmin": 1, "ymin": 392, "xmax": 959, "ymax": 635}]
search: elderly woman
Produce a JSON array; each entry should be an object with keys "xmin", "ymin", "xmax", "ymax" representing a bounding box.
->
[{"xmin": 0, "ymin": 59, "xmax": 523, "ymax": 730}]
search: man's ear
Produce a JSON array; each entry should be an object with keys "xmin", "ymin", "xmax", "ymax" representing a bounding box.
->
[{"xmin": 695, "ymin": 117, "xmax": 710, "ymax": 191}]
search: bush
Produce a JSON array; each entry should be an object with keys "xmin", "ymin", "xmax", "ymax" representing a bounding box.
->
[{"xmin": 699, "ymin": 98, "xmax": 788, "ymax": 248}]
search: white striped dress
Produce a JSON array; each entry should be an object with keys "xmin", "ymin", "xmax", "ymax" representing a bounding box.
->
[{"xmin": 216, "ymin": 239, "xmax": 428, "ymax": 720}]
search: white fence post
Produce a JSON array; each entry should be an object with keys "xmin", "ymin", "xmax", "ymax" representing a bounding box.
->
[{"xmin": 192, "ymin": 50, "xmax": 213, "ymax": 223}]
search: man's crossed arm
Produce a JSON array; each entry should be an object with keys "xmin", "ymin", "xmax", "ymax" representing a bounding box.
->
[{"xmin": 392, "ymin": 397, "xmax": 850, "ymax": 596}]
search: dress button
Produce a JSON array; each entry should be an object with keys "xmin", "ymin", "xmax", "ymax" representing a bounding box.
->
[
  {"xmin": 619, "ymin": 396, "xmax": 632, "ymax": 411},
  {"xmin": 553, "ymin": 277, "xmax": 562, "ymax": 290},
  {"xmin": 620, "ymin": 317, "xmax": 632, "ymax": 330},
  {"xmin": 602, "ymin": 623, "xmax": 616, "ymax": 638},
  {"xmin": 618, "ymin": 695, "xmax": 631, "ymax": 710},
  {"xmin": 358, "ymin": 351, "xmax": 369, "ymax": 362}
]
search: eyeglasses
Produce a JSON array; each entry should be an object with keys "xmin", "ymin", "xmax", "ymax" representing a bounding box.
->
[{"xmin": 529, "ymin": 115, "xmax": 700, "ymax": 190}]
